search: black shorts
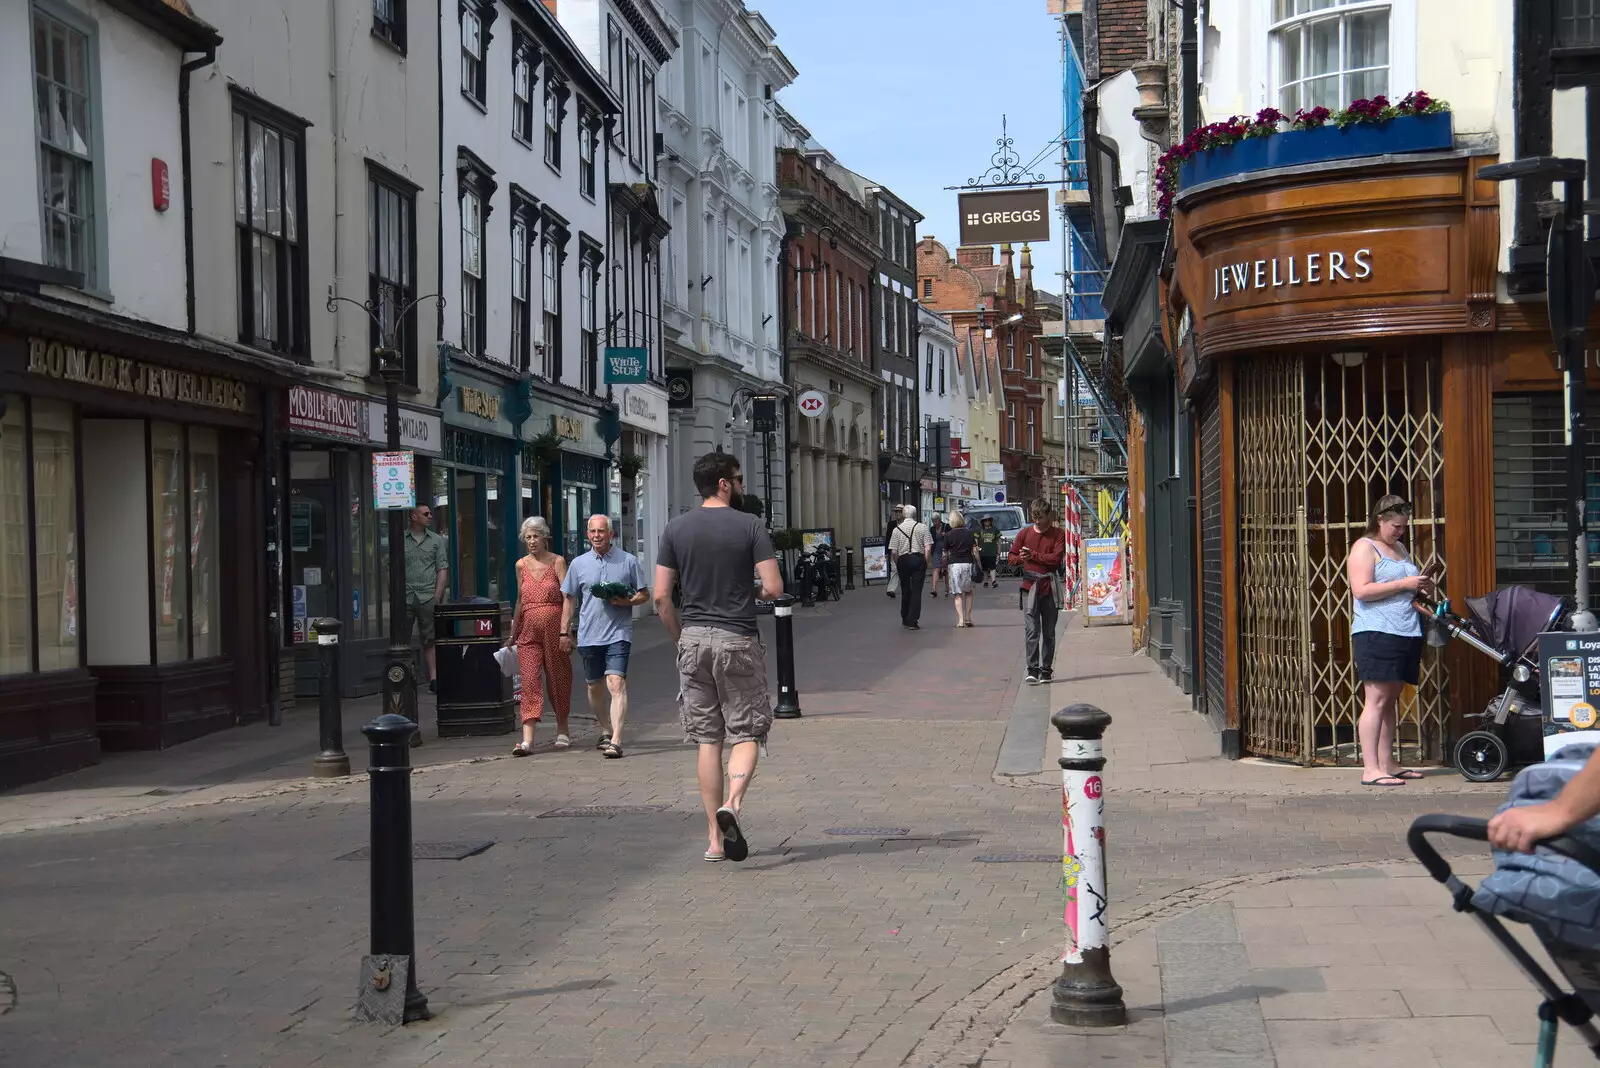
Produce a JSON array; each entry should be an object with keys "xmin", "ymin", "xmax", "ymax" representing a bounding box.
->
[{"xmin": 1353, "ymin": 631, "xmax": 1423, "ymax": 685}]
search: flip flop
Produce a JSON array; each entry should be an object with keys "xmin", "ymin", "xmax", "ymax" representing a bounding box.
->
[
  {"xmin": 1391, "ymin": 770, "xmax": 1424, "ymax": 780},
  {"xmin": 715, "ymin": 806, "xmax": 748, "ymax": 862},
  {"xmin": 511, "ymin": 742, "xmax": 532, "ymax": 757},
  {"xmin": 1361, "ymin": 776, "xmax": 1407, "ymax": 786}
]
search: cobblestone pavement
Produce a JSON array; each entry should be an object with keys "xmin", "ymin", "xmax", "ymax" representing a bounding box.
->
[{"xmin": 0, "ymin": 586, "xmax": 1510, "ymax": 1068}]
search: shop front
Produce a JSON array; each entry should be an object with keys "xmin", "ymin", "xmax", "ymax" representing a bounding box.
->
[
  {"xmin": 0, "ymin": 306, "xmax": 279, "ymax": 787},
  {"xmin": 282, "ymin": 384, "xmax": 442, "ymax": 697},
  {"xmin": 436, "ymin": 369, "xmax": 524, "ymax": 603},
  {"xmin": 1168, "ymin": 150, "xmax": 1504, "ymax": 767},
  {"xmin": 525, "ymin": 396, "xmax": 612, "ymax": 558},
  {"xmin": 616, "ymin": 383, "xmax": 669, "ymax": 574}
]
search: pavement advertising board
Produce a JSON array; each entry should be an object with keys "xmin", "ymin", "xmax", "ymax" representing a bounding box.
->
[{"xmin": 1540, "ymin": 630, "xmax": 1600, "ymax": 757}]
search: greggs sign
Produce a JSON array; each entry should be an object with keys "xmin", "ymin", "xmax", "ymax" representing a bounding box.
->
[{"xmin": 957, "ymin": 188, "xmax": 1051, "ymax": 246}]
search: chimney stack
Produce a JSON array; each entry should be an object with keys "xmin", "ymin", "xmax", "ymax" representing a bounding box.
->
[
  {"xmin": 956, "ymin": 245, "xmax": 994, "ymax": 269},
  {"xmin": 999, "ymin": 243, "xmax": 1015, "ymax": 303},
  {"xmin": 1020, "ymin": 244, "xmax": 1034, "ymax": 312}
]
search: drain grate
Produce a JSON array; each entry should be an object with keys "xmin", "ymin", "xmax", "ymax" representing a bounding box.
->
[
  {"xmin": 974, "ymin": 853, "xmax": 1060, "ymax": 864},
  {"xmin": 340, "ymin": 840, "xmax": 495, "ymax": 861},
  {"xmin": 824, "ymin": 827, "xmax": 910, "ymax": 837},
  {"xmin": 537, "ymin": 805, "xmax": 671, "ymax": 818}
]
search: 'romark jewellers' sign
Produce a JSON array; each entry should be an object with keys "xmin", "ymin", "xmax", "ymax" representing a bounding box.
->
[
  {"xmin": 1210, "ymin": 247, "xmax": 1373, "ymax": 302},
  {"xmin": 28, "ymin": 337, "xmax": 247, "ymax": 412}
]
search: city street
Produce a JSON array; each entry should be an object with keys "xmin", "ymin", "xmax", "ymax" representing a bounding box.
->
[{"xmin": 0, "ymin": 584, "xmax": 1539, "ymax": 1068}]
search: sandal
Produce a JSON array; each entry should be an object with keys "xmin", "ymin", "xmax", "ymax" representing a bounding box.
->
[
  {"xmin": 553, "ymin": 734, "xmax": 571, "ymax": 749},
  {"xmin": 512, "ymin": 742, "xmax": 533, "ymax": 757},
  {"xmin": 704, "ymin": 850, "xmax": 725, "ymax": 862},
  {"xmin": 1361, "ymin": 775, "xmax": 1406, "ymax": 787},
  {"xmin": 601, "ymin": 741, "xmax": 624, "ymax": 759},
  {"xmin": 595, "ymin": 734, "xmax": 611, "ymax": 750},
  {"xmin": 1391, "ymin": 769, "xmax": 1424, "ymax": 780}
]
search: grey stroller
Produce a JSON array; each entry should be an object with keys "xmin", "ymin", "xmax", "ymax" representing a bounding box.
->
[{"xmin": 1411, "ymin": 746, "xmax": 1600, "ymax": 1065}]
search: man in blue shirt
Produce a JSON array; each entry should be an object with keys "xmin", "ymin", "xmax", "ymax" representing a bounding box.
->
[{"xmin": 560, "ymin": 515, "xmax": 649, "ymax": 758}]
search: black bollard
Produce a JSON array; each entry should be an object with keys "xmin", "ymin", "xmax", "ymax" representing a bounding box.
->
[
  {"xmin": 312, "ymin": 618, "xmax": 351, "ymax": 777},
  {"xmin": 360, "ymin": 713, "xmax": 430, "ymax": 1023},
  {"xmin": 771, "ymin": 593, "xmax": 802, "ymax": 719},
  {"xmin": 1050, "ymin": 704, "xmax": 1126, "ymax": 1027},
  {"xmin": 799, "ymin": 553, "xmax": 816, "ymax": 608},
  {"xmin": 845, "ymin": 546, "xmax": 856, "ymax": 590}
]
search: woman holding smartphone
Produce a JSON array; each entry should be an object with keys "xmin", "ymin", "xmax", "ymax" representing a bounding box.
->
[{"xmin": 1346, "ymin": 494, "xmax": 1434, "ymax": 787}]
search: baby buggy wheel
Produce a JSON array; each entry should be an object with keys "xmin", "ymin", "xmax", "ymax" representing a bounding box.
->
[{"xmin": 1456, "ymin": 730, "xmax": 1510, "ymax": 782}]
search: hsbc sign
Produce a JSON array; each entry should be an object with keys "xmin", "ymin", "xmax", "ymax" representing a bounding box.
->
[
  {"xmin": 797, "ymin": 389, "xmax": 829, "ymax": 418},
  {"xmin": 958, "ymin": 188, "xmax": 1051, "ymax": 246}
]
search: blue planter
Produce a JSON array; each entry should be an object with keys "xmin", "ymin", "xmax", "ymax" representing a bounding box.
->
[{"xmin": 1178, "ymin": 112, "xmax": 1455, "ymax": 190}]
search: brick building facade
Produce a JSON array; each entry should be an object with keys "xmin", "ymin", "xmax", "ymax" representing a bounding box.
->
[{"xmin": 917, "ymin": 238, "xmax": 1046, "ymax": 507}]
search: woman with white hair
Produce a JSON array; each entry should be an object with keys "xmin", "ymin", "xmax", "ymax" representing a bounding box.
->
[
  {"xmin": 503, "ymin": 516, "xmax": 573, "ymax": 755},
  {"xmin": 943, "ymin": 510, "xmax": 977, "ymax": 627}
]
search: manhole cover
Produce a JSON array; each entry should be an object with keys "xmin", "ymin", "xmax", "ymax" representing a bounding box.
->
[
  {"xmin": 974, "ymin": 853, "xmax": 1060, "ymax": 863},
  {"xmin": 537, "ymin": 805, "xmax": 671, "ymax": 818},
  {"xmin": 824, "ymin": 827, "xmax": 910, "ymax": 837},
  {"xmin": 340, "ymin": 840, "xmax": 495, "ymax": 861}
]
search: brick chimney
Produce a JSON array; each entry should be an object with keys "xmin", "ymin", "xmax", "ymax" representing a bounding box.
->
[
  {"xmin": 1019, "ymin": 244, "xmax": 1034, "ymax": 312},
  {"xmin": 999, "ymin": 243, "xmax": 1015, "ymax": 303},
  {"xmin": 956, "ymin": 245, "xmax": 994, "ymax": 269}
]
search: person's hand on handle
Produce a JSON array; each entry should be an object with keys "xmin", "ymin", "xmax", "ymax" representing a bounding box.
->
[{"xmin": 1489, "ymin": 803, "xmax": 1580, "ymax": 854}]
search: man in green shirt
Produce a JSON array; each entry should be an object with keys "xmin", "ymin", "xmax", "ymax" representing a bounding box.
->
[
  {"xmin": 404, "ymin": 504, "xmax": 449, "ymax": 692},
  {"xmin": 976, "ymin": 516, "xmax": 1002, "ymax": 588}
]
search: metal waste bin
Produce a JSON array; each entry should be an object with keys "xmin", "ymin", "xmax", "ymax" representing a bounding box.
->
[{"xmin": 434, "ymin": 597, "xmax": 516, "ymax": 737}]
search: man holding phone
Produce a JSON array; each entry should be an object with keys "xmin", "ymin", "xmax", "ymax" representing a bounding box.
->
[{"xmin": 1008, "ymin": 500, "xmax": 1067, "ymax": 684}]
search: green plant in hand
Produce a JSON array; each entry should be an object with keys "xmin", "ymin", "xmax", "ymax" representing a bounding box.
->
[{"xmin": 590, "ymin": 581, "xmax": 635, "ymax": 601}]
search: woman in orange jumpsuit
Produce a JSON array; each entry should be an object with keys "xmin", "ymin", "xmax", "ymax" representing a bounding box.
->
[{"xmin": 506, "ymin": 516, "xmax": 573, "ymax": 754}]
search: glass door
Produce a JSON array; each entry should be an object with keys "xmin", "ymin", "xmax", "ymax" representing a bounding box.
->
[{"xmin": 288, "ymin": 481, "xmax": 340, "ymax": 646}]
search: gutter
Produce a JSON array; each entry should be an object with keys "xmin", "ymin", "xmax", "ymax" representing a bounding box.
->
[{"xmin": 179, "ymin": 45, "xmax": 217, "ymax": 335}]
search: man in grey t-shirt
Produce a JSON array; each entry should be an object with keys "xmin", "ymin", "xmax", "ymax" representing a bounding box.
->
[{"xmin": 655, "ymin": 451, "xmax": 782, "ymax": 863}]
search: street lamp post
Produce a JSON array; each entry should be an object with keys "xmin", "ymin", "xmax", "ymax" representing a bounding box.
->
[
  {"xmin": 730, "ymin": 387, "xmax": 780, "ymax": 527},
  {"xmin": 328, "ymin": 294, "xmax": 443, "ymax": 735},
  {"xmin": 1479, "ymin": 158, "xmax": 1597, "ymax": 630}
]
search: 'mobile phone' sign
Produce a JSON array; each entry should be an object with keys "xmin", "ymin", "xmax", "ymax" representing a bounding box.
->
[{"xmin": 958, "ymin": 188, "xmax": 1050, "ymax": 246}]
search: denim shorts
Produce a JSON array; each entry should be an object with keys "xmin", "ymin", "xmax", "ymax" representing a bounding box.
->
[{"xmin": 578, "ymin": 640, "xmax": 632, "ymax": 683}]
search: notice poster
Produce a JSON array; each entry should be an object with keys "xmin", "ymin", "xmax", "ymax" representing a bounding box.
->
[
  {"xmin": 800, "ymin": 528, "xmax": 834, "ymax": 554},
  {"xmin": 373, "ymin": 451, "xmax": 416, "ymax": 509},
  {"xmin": 1540, "ymin": 632, "xmax": 1600, "ymax": 757},
  {"xmin": 860, "ymin": 536, "xmax": 889, "ymax": 586},
  {"xmin": 1082, "ymin": 538, "xmax": 1125, "ymax": 621}
]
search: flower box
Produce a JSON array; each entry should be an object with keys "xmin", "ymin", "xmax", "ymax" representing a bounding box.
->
[{"xmin": 1178, "ymin": 111, "xmax": 1454, "ymax": 190}]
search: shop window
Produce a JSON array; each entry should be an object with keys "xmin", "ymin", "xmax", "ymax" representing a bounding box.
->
[
  {"xmin": 1557, "ymin": 0, "xmax": 1600, "ymax": 47},
  {"xmin": 1494, "ymin": 393, "xmax": 1600, "ymax": 594},
  {"xmin": 485, "ymin": 472, "xmax": 504, "ymax": 603},
  {"xmin": 430, "ymin": 464, "xmax": 453, "ymax": 595},
  {"xmin": 33, "ymin": 4, "xmax": 99, "ymax": 287},
  {"xmin": 233, "ymin": 95, "xmax": 307, "ymax": 357},
  {"xmin": 32, "ymin": 399, "xmax": 79, "ymax": 672},
  {"xmin": 456, "ymin": 470, "xmax": 480, "ymax": 596},
  {"xmin": 151, "ymin": 423, "xmax": 188, "ymax": 663},
  {"xmin": 1272, "ymin": 0, "xmax": 1389, "ymax": 115},
  {"xmin": 368, "ymin": 166, "xmax": 417, "ymax": 383},
  {"xmin": 0, "ymin": 400, "xmax": 32, "ymax": 675},
  {"xmin": 187, "ymin": 429, "xmax": 221, "ymax": 659}
]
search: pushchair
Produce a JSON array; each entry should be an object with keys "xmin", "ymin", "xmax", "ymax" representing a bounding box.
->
[
  {"xmin": 1411, "ymin": 747, "xmax": 1600, "ymax": 1066},
  {"xmin": 1414, "ymin": 586, "xmax": 1569, "ymax": 781}
]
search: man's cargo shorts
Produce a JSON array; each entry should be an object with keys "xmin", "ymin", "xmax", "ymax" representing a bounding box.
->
[{"xmin": 675, "ymin": 625, "xmax": 771, "ymax": 745}]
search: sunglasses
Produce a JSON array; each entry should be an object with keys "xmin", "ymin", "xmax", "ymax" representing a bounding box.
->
[{"xmin": 1380, "ymin": 503, "xmax": 1414, "ymax": 519}]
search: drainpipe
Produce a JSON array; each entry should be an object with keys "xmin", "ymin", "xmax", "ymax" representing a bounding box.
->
[
  {"xmin": 329, "ymin": 0, "xmax": 344, "ymax": 370},
  {"xmin": 779, "ymin": 226, "xmax": 794, "ymax": 530},
  {"xmin": 179, "ymin": 46, "xmax": 217, "ymax": 336}
]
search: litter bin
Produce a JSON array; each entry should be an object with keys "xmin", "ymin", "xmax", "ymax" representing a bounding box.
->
[{"xmin": 434, "ymin": 597, "xmax": 516, "ymax": 737}]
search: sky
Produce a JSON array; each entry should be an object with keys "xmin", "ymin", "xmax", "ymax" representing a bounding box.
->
[{"xmin": 759, "ymin": 0, "xmax": 1069, "ymax": 299}]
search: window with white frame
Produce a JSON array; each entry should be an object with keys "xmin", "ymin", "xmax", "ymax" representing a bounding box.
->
[
  {"xmin": 512, "ymin": 32, "xmax": 534, "ymax": 143},
  {"xmin": 578, "ymin": 105, "xmax": 597, "ymax": 199},
  {"xmin": 924, "ymin": 343, "xmax": 933, "ymax": 391},
  {"xmin": 1272, "ymin": 0, "xmax": 1389, "ymax": 114},
  {"xmin": 1026, "ymin": 408, "xmax": 1036, "ymax": 453},
  {"xmin": 938, "ymin": 349, "xmax": 946, "ymax": 396},
  {"xmin": 1007, "ymin": 401, "xmax": 1017, "ymax": 450},
  {"xmin": 544, "ymin": 76, "xmax": 567, "ymax": 171},
  {"xmin": 35, "ymin": 6, "xmax": 95, "ymax": 286},
  {"xmin": 374, "ymin": 0, "xmax": 405, "ymax": 50},
  {"xmin": 738, "ymin": 239, "xmax": 752, "ymax": 335},
  {"xmin": 460, "ymin": 3, "xmax": 490, "ymax": 105},
  {"xmin": 625, "ymin": 43, "xmax": 641, "ymax": 164},
  {"xmin": 579, "ymin": 249, "xmax": 598, "ymax": 393},
  {"xmin": 460, "ymin": 189, "xmax": 483, "ymax": 355},
  {"xmin": 510, "ymin": 200, "xmax": 535, "ymax": 371},
  {"xmin": 734, "ymin": 92, "xmax": 748, "ymax": 166},
  {"xmin": 368, "ymin": 167, "xmax": 417, "ymax": 381},
  {"xmin": 540, "ymin": 225, "xmax": 563, "ymax": 379}
]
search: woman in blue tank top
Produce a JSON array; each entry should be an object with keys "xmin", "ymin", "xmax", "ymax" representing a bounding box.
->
[{"xmin": 1346, "ymin": 494, "xmax": 1434, "ymax": 787}]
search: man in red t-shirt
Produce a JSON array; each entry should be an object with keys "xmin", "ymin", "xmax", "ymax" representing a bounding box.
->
[{"xmin": 1007, "ymin": 499, "xmax": 1067, "ymax": 683}]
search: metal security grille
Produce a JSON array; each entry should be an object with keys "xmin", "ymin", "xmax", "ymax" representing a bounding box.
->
[
  {"xmin": 1235, "ymin": 352, "xmax": 1448, "ymax": 765},
  {"xmin": 1303, "ymin": 354, "xmax": 1447, "ymax": 766},
  {"xmin": 1198, "ymin": 382, "xmax": 1226, "ymax": 732},
  {"xmin": 1237, "ymin": 355, "xmax": 1311, "ymax": 761},
  {"xmin": 1493, "ymin": 393, "xmax": 1600, "ymax": 596}
]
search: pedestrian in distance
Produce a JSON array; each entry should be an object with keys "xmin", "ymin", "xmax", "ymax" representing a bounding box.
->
[
  {"xmin": 561, "ymin": 514, "xmax": 649, "ymax": 759},
  {"xmin": 1347, "ymin": 494, "xmax": 1433, "ymax": 787},
  {"xmin": 1008, "ymin": 499, "xmax": 1067, "ymax": 683},
  {"xmin": 943, "ymin": 510, "xmax": 978, "ymax": 628},
  {"xmin": 928, "ymin": 514, "xmax": 947, "ymax": 598},
  {"xmin": 505, "ymin": 517, "xmax": 574, "ymax": 755},
  {"xmin": 976, "ymin": 515, "xmax": 1002, "ymax": 588},
  {"xmin": 884, "ymin": 505, "xmax": 904, "ymax": 598},
  {"xmin": 654, "ymin": 452, "xmax": 783, "ymax": 863},
  {"xmin": 403, "ymin": 503, "xmax": 449, "ymax": 694},
  {"xmin": 888, "ymin": 505, "xmax": 932, "ymax": 629}
]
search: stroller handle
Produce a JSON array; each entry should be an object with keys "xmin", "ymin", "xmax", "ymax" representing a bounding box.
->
[{"xmin": 1409, "ymin": 814, "xmax": 1600, "ymax": 884}]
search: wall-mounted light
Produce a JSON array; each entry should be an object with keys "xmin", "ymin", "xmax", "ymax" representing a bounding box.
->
[
  {"xmin": 1329, "ymin": 351, "xmax": 1366, "ymax": 368},
  {"xmin": 700, "ymin": 275, "xmax": 714, "ymax": 290}
]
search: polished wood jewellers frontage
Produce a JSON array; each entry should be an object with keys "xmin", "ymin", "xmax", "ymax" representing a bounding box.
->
[
  {"xmin": 0, "ymin": 298, "xmax": 277, "ymax": 789},
  {"xmin": 1169, "ymin": 152, "xmax": 1506, "ymax": 766}
]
